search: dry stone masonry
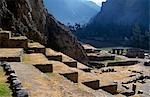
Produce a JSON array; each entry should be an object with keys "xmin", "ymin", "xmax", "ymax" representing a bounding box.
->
[{"xmin": 0, "ymin": 30, "xmax": 150, "ymax": 97}]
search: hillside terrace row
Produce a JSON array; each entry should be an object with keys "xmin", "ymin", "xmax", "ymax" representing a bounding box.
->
[{"xmin": 0, "ymin": 30, "xmax": 122, "ymax": 96}]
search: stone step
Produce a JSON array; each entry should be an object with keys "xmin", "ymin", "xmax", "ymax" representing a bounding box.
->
[
  {"xmin": 100, "ymin": 83, "xmax": 118, "ymax": 95},
  {"xmin": 107, "ymin": 60, "xmax": 139, "ymax": 67},
  {"xmin": 9, "ymin": 62, "xmax": 95, "ymax": 97},
  {"xmin": 0, "ymin": 31, "xmax": 28, "ymax": 49},
  {"xmin": 48, "ymin": 61, "xmax": 78, "ymax": 83},
  {"xmin": 87, "ymin": 54, "xmax": 115, "ymax": 61},
  {"xmin": 46, "ymin": 48, "xmax": 91, "ymax": 71},
  {"xmin": 22, "ymin": 53, "xmax": 52, "ymax": 73},
  {"xmin": 77, "ymin": 62, "xmax": 92, "ymax": 72},
  {"xmin": 0, "ymin": 48, "xmax": 23, "ymax": 62},
  {"xmin": 46, "ymin": 48, "xmax": 62, "ymax": 61},
  {"xmin": 70, "ymin": 68, "xmax": 100, "ymax": 90},
  {"xmin": 27, "ymin": 42, "xmax": 45, "ymax": 54},
  {"xmin": 63, "ymin": 61, "xmax": 77, "ymax": 68}
]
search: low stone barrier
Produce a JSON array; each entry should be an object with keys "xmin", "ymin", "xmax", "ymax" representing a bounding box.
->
[
  {"xmin": 144, "ymin": 61, "xmax": 150, "ymax": 66},
  {"xmin": 46, "ymin": 55, "xmax": 62, "ymax": 61},
  {"xmin": 27, "ymin": 48, "xmax": 46, "ymax": 54},
  {"xmin": 88, "ymin": 61, "xmax": 105, "ymax": 69},
  {"xmin": 1, "ymin": 62, "xmax": 29, "ymax": 97},
  {"xmin": 60, "ymin": 72, "xmax": 78, "ymax": 83},
  {"xmin": 85, "ymin": 49, "xmax": 101, "ymax": 53},
  {"xmin": 63, "ymin": 61, "xmax": 77, "ymax": 68},
  {"xmin": 100, "ymin": 83, "xmax": 118, "ymax": 95},
  {"xmin": 82, "ymin": 80, "xmax": 100, "ymax": 90},
  {"xmin": 34, "ymin": 64, "xmax": 53, "ymax": 73},
  {"xmin": 80, "ymin": 68, "xmax": 92, "ymax": 72},
  {"xmin": 107, "ymin": 61, "xmax": 138, "ymax": 67},
  {"xmin": 88, "ymin": 55, "xmax": 115, "ymax": 61},
  {"xmin": 0, "ymin": 56, "xmax": 22, "ymax": 62}
]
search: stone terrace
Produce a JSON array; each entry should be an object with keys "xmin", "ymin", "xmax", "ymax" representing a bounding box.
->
[
  {"xmin": 0, "ymin": 48, "xmax": 23, "ymax": 62},
  {"xmin": 9, "ymin": 62, "xmax": 97, "ymax": 97},
  {"xmin": 1, "ymin": 30, "xmax": 148, "ymax": 97},
  {"xmin": 0, "ymin": 31, "xmax": 28, "ymax": 49},
  {"xmin": 27, "ymin": 42, "xmax": 45, "ymax": 54}
]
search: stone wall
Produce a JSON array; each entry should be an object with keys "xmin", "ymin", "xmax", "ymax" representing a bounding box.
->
[
  {"xmin": 82, "ymin": 80, "xmax": 100, "ymax": 90},
  {"xmin": 34, "ymin": 64, "xmax": 53, "ymax": 73},
  {"xmin": 61, "ymin": 72, "xmax": 78, "ymax": 83},
  {"xmin": 88, "ymin": 55, "xmax": 115, "ymax": 61},
  {"xmin": 0, "ymin": 31, "xmax": 28, "ymax": 49},
  {"xmin": 107, "ymin": 61, "xmax": 138, "ymax": 67},
  {"xmin": 0, "ymin": 57, "xmax": 21, "ymax": 62},
  {"xmin": 101, "ymin": 84, "xmax": 118, "ymax": 94}
]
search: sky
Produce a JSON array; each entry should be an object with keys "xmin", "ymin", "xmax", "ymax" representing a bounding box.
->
[{"xmin": 88, "ymin": 0, "xmax": 107, "ymax": 6}]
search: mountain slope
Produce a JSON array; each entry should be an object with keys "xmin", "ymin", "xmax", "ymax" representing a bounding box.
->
[
  {"xmin": 0, "ymin": 0, "xmax": 88, "ymax": 64},
  {"xmin": 44, "ymin": 0, "xmax": 100, "ymax": 24},
  {"xmin": 76, "ymin": 0, "xmax": 149, "ymax": 49}
]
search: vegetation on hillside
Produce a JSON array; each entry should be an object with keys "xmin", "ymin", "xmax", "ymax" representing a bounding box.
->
[{"xmin": 0, "ymin": 67, "xmax": 12, "ymax": 97}]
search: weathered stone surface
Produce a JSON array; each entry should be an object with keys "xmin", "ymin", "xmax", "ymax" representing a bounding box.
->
[{"xmin": 0, "ymin": 0, "xmax": 88, "ymax": 64}]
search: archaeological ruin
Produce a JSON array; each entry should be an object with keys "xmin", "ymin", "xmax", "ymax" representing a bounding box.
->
[{"xmin": 0, "ymin": 29, "xmax": 150, "ymax": 97}]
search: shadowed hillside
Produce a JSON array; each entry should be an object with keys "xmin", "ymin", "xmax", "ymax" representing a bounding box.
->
[
  {"xmin": 44, "ymin": 0, "xmax": 100, "ymax": 24},
  {"xmin": 76, "ymin": 0, "xmax": 149, "ymax": 49}
]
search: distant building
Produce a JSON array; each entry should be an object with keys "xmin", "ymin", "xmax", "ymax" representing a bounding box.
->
[{"xmin": 125, "ymin": 48, "xmax": 145, "ymax": 58}]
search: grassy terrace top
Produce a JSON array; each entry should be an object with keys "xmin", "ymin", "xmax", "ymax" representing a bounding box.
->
[
  {"xmin": 10, "ymin": 36, "xmax": 27, "ymax": 40},
  {"xmin": 46, "ymin": 48, "xmax": 61, "ymax": 56},
  {"xmin": 49, "ymin": 61, "xmax": 75, "ymax": 73},
  {"xmin": 82, "ymin": 44, "xmax": 96, "ymax": 50},
  {"xmin": 0, "ymin": 48, "xmax": 23, "ymax": 57},
  {"xmin": 46, "ymin": 48, "xmax": 89, "ymax": 69},
  {"xmin": 87, "ymin": 51, "xmax": 113, "ymax": 57},
  {"xmin": 46, "ymin": 48, "xmax": 75, "ymax": 61},
  {"xmin": 0, "ymin": 31, "xmax": 10, "ymax": 34},
  {"xmin": 28, "ymin": 42, "xmax": 45, "ymax": 48},
  {"xmin": 23, "ymin": 53, "xmax": 49, "ymax": 64},
  {"xmin": 0, "ymin": 66, "xmax": 12, "ymax": 97}
]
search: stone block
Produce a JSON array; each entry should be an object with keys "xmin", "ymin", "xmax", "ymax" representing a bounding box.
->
[
  {"xmin": 0, "ymin": 57, "xmax": 21, "ymax": 62},
  {"xmin": 101, "ymin": 83, "xmax": 118, "ymax": 95},
  {"xmin": 0, "ymin": 31, "xmax": 11, "ymax": 40},
  {"xmin": 63, "ymin": 61, "xmax": 77, "ymax": 68},
  {"xmin": 82, "ymin": 80, "xmax": 100, "ymax": 90},
  {"xmin": 47, "ymin": 55, "xmax": 62, "ymax": 61},
  {"xmin": 80, "ymin": 68, "xmax": 91, "ymax": 72},
  {"xmin": 107, "ymin": 61, "xmax": 138, "ymax": 67},
  {"xmin": 34, "ymin": 64, "xmax": 53, "ymax": 73},
  {"xmin": 60, "ymin": 72, "xmax": 78, "ymax": 83}
]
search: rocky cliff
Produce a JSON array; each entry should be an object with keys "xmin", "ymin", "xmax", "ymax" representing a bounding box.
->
[{"xmin": 0, "ymin": 0, "xmax": 88, "ymax": 64}]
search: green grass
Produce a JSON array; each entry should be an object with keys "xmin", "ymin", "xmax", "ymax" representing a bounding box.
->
[
  {"xmin": 0, "ymin": 67, "xmax": 12, "ymax": 97},
  {"xmin": 98, "ymin": 47, "xmax": 112, "ymax": 51},
  {"xmin": 0, "ymin": 83, "xmax": 11, "ymax": 97},
  {"xmin": 45, "ymin": 73, "xmax": 57, "ymax": 76},
  {"xmin": 100, "ymin": 56, "xmax": 124, "ymax": 65}
]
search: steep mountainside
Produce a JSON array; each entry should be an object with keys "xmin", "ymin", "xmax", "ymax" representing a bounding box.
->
[
  {"xmin": 0, "ymin": 0, "xmax": 88, "ymax": 64},
  {"xmin": 76, "ymin": 0, "xmax": 149, "ymax": 49},
  {"xmin": 93, "ymin": 0, "xmax": 149, "ymax": 26},
  {"xmin": 44, "ymin": 0, "xmax": 100, "ymax": 24}
]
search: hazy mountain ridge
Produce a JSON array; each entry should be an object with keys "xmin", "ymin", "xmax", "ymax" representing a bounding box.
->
[{"xmin": 44, "ymin": 0, "xmax": 100, "ymax": 25}]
